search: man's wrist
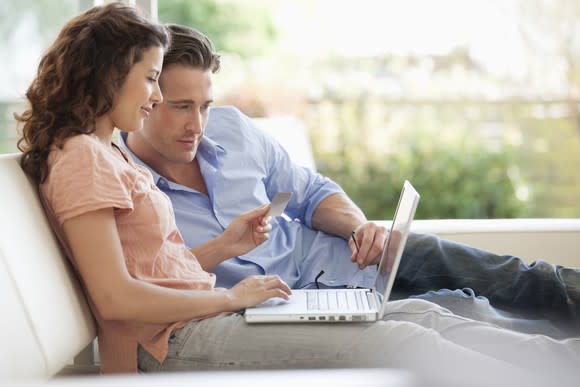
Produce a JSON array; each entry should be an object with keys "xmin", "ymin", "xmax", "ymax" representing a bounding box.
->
[
  {"xmin": 191, "ymin": 235, "xmax": 232, "ymax": 268},
  {"xmin": 214, "ymin": 234, "xmax": 233, "ymax": 260}
]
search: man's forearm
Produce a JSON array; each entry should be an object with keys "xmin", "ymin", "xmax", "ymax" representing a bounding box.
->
[
  {"xmin": 311, "ymin": 193, "xmax": 367, "ymax": 240},
  {"xmin": 190, "ymin": 235, "xmax": 231, "ymax": 271}
]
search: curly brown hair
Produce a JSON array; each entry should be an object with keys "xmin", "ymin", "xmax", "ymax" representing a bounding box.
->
[{"xmin": 16, "ymin": 2, "xmax": 169, "ymax": 183}]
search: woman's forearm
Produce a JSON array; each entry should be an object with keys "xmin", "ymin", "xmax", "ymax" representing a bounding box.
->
[{"xmin": 105, "ymin": 278, "xmax": 235, "ymax": 323}]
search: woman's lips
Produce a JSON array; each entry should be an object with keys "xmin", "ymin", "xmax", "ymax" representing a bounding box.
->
[{"xmin": 140, "ymin": 107, "xmax": 152, "ymax": 117}]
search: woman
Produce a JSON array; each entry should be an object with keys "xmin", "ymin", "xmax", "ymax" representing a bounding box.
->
[
  {"xmin": 15, "ymin": 3, "xmax": 577, "ymax": 381},
  {"xmin": 16, "ymin": 2, "xmax": 283, "ymax": 373}
]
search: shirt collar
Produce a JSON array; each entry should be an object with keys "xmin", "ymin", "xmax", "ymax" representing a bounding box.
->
[
  {"xmin": 117, "ymin": 131, "xmax": 165, "ymax": 184},
  {"xmin": 197, "ymin": 135, "xmax": 226, "ymax": 168},
  {"xmin": 117, "ymin": 131, "xmax": 226, "ymax": 185}
]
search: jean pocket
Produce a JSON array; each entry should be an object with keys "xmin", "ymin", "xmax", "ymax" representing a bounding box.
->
[{"xmin": 167, "ymin": 324, "xmax": 196, "ymax": 357}]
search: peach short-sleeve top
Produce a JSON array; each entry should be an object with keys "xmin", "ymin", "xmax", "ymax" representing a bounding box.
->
[{"xmin": 40, "ymin": 134, "xmax": 216, "ymax": 374}]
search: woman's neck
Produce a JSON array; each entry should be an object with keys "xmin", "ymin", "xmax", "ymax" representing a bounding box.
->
[{"xmin": 93, "ymin": 116, "xmax": 115, "ymax": 147}]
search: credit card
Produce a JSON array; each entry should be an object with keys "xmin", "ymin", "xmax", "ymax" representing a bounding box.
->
[{"xmin": 267, "ymin": 192, "xmax": 292, "ymax": 217}]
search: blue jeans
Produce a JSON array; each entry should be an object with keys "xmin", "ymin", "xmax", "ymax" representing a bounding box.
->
[{"xmin": 394, "ymin": 233, "xmax": 580, "ymax": 336}]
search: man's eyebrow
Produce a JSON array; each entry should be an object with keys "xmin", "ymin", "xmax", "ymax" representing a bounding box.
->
[
  {"xmin": 165, "ymin": 99, "xmax": 214, "ymax": 105},
  {"xmin": 166, "ymin": 99, "xmax": 195, "ymax": 104},
  {"xmin": 149, "ymin": 68, "xmax": 161, "ymax": 76}
]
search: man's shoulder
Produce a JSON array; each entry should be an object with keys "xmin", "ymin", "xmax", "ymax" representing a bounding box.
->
[
  {"xmin": 207, "ymin": 105, "xmax": 246, "ymax": 126},
  {"xmin": 206, "ymin": 105, "xmax": 261, "ymax": 140}
]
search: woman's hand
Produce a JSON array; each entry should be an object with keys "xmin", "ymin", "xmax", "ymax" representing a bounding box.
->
[
  {"xmin": 227, "ymin": 275, "xmax": 292, "ymax": 309},
  {"xmin": 221, "ymin": 204, "xmax": 272, "ymax": 257}
]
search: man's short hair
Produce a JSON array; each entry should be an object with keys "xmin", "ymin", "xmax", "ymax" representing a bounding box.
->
[{"xmin": 163, "ymin": 24, "xmax": 221, "ymax": 73}]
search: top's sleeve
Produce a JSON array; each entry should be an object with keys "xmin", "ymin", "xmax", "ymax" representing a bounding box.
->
[
  {"xmin": 42, "ymin": 137, "xmax": 134, "ymax": 225},
  {"xmin": 240, "ymin": 113, "xmax": 345, "ymax": 227}
]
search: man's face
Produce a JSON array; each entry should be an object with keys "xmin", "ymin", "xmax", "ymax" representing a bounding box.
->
[{"xmin": 138, "ymin": 64, "xmax": 214, "ymax": 165}]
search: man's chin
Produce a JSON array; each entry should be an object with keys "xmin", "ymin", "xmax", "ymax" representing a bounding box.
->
[{"xmin": 168, "ymin": 153, "xmax": 196, "ymax": 164}]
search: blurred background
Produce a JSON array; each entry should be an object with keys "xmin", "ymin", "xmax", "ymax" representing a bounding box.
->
[{"xmin": 2, "ymin": 0, "xmax": 579, "ymax": 220}]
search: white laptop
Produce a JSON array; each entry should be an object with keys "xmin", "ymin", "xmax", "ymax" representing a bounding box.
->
[{"xmin": 244, "ymin": 180, "xmax": 420, "ymax": 323}]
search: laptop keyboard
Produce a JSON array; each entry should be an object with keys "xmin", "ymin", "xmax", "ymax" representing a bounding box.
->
[{"xmin": 307, "ymin": 290, "xmax": 370, "ymax": 311}]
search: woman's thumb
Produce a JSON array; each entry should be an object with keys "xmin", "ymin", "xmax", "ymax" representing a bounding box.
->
[{"xmin": 243, "ymin": 203, "xmax": 270, "ymax": 219}]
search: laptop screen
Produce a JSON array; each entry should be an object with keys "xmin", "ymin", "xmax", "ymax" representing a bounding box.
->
[{"xmin": 373, "ymin": 181, "xmax": 420, "ymax": 318}]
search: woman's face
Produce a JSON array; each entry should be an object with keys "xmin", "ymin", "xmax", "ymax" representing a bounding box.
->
[{"xmin": 106, "ymin": 45, "xmax": 164, "ymax": 133}]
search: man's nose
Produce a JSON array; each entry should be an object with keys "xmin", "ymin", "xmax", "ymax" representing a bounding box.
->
[
  {"xmin": 187, "ymin": 112, "xmax": 203, "ymax": 134},
  {"xmin": 151, "ymin": 82, "xmax": 163, "ymax": 104}
]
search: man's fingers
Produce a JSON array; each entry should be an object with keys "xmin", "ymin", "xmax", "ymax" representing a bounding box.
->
[
  {"xmin": 353, "ymin": 224, "xmax": 390, "ymax": 268},
  {"xmin": 357, "ymin": 229, "xmax": 378, "ymax": 267},
  {"xmin": 348, "ymin": 239, "xmax": 358, "ymax": 262}
]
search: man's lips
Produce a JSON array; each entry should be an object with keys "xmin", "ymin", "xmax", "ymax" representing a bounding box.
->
[{"xmin": 177, "ymin": 139, "xmax": 197, "ymax": 148}]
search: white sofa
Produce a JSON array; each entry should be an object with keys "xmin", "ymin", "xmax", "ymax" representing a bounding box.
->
[
  {"xmin": 1, "ymin": 127, "xmax": 579, "ymax": 382},
  {"xmin": 0, "ymin": 153, "xmax": 96, "ymax": 381}
]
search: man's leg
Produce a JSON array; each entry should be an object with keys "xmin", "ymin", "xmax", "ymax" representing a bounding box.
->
[
  {"xmin": 395, "ymin": 233, "xmax": 580, "ymax": 333},
  {"xmin": 385, "ymin": 298, "xmax": 580, "ymax": 375},
  {"xmin": 293, "ymin": 228, "xmax": 377, "ymax": 289},
  {"xmin": 409, "ymin": 288, "xmax": 569, "ymax": 338}
]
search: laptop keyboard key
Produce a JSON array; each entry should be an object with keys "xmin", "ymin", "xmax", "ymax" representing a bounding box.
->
[
  {"xmin": 346, "ymin": 291, "xmax": 357, "ymax": 310},
  {"xmin": 328, "ymin": 292, "xmax": 338, "ymax": 310},
  {"xmin": 307, "ymin": 292, "xmax": 318, "ymax": 310},
  {"xmin": 318, "ymin": 292, "xmax": 329, "ymax": 310},
  {"xmin": 337, "ymin": 291, "xmax": 347, "ymax": 309}
]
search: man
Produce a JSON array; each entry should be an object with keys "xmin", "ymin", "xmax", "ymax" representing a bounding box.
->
[{"xmin": 121, "ymin": 24, "xmax": 579, "ymax": 337}]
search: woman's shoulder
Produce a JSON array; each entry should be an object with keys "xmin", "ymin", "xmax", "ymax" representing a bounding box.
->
[
  {"xmin": 51, "ymin": 133, "xmax": 114, "ymax": 158},
  {"xmin": 48, "ymin": 133, "xmax": 121, "ymax": 172},
  {"xmin": 59, "ymin": 133, "xmax": 101, "ymax": 151}
]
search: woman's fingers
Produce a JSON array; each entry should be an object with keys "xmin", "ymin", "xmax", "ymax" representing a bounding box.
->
[
  {"xmin": 253, "ymin": 275, "xmax": 292, "ymax": 298},
  {"xmin": 242, "ymin": 204, "xmax": 270, "ymax": 220}
]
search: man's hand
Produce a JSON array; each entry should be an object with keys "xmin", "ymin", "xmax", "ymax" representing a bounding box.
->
[
  {"xmin": 349, "ymin": 222, "xmax": 389, "ymax": 269},
  {"xmin": 227, "ymin": 275, "xmax": 292, "ymax": 309},
  {"xmin": 221, "ymin": 204, "xmax": 272, "ymax": 257}
]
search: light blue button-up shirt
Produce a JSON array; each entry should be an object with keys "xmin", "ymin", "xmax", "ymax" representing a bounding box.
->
[{"xmin": 119, "ymin": 106, "xmax": 375, "ymax": 289}]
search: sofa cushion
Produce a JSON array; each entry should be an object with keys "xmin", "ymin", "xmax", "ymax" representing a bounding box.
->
[
  {"xmin": 0, "ymin": 153, "xmax": 96, "ymax": 379},
  {"xmin": 0, "ymin": 249, "xmax": 46, "ymax": 378}
]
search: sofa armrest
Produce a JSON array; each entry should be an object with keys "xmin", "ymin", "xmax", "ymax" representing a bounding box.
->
[{"xmin": 374, "ymin": 218, "xmax": 580, "ymax": 269}]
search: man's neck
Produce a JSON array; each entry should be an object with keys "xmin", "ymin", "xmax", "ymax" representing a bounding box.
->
[
  {"xmin": 125, "ymin": 133, "xmax": 208, "ymax": 195},
  {"xmin": 161, "ymin": 157, "xmax": 208, "ymax": 195}
]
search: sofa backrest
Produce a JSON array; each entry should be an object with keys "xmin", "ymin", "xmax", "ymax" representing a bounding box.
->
[
  {"xmin": 0, "ymin": 153, "xmax": 96, "ymax": 380},
  {"xmin": 253, "ymin": 116, "xmax": 317, "ymax": 171}
]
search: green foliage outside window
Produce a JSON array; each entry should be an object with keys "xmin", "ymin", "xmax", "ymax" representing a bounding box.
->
[
  {"xmin": 157, "ymin": 0, "xmax": 277, "ymax": 57},
  {"xmin": 317, "ymin": 130, "xmax": 527, "ymax": 220}
]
